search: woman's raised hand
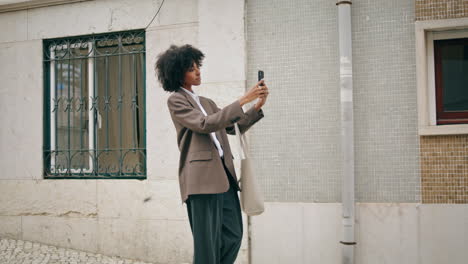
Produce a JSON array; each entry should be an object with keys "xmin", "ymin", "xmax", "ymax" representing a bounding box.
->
[
  {"xmin": 254, "ymin": 81, "xmax": 269, "ymax": 111},
  {"xmin": 239, "ymin": 79, "xmax": 268, "ymax": 106}
]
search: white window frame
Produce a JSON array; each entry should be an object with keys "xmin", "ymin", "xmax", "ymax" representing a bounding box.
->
[
  {"xmin": 49, "ymin": 42, "xmax": 96, "ymax": 174},
  {"xmin": 416, "ymin": 17, "xmax": 468, "ymax": 135}
]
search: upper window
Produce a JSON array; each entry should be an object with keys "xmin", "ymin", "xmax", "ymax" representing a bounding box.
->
[
  {"xmin": 43, "ymin": 30, "xmax": 146, "ymax": 179},
  {"xmin": 434, "ymin": 37, "xmax": 468, "ymax": 125}
]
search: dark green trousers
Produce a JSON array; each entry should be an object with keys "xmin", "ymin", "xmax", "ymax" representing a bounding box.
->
[{"xmin": 186, "ymin": 157, "xmax": 243, "ymax": 264}]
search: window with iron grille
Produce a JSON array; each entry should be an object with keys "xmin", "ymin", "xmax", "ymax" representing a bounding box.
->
[{"xmin": 43, "ymin": 30, "xmax": 146, "ymax": 179}]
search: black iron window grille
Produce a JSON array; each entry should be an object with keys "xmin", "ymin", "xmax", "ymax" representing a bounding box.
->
[{"xmin": 43, "ymin": 30, "xmax": 146, "ymax": 179}]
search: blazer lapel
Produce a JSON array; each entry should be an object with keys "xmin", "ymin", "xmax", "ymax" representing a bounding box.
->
[
  {"xmin": 176, "ymin": 89, "xmax": 202, "ymax": 112},
  {"xmin": 199, "ymin": 96, "xmax": 226, "ymax": 148},
  {"xmin": 177, "ymin": 90, "xmax": 226, "ymax": 148},
  {"xmin": 199, "ymin": 96, "xmax": 216, "ymax": 115}
]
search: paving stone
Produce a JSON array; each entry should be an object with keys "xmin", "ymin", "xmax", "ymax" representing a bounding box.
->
[{"xmin": 0, "ymin": 237, "xmax": 161, "ymax": 264}]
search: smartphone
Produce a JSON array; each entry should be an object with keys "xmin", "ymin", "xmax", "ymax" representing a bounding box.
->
[{"xmin": 258, "ymin": 70, "xmax": 264, "ymax": 86}]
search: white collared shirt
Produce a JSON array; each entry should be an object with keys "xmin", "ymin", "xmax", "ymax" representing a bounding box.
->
[{"xmin": 180, "ymin": 87, "xmax": 224, "ymax": 158}]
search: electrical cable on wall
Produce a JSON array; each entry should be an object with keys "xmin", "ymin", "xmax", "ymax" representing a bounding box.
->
[{"xmin": 145, "ymin": 0, "xmax": 166, "ymax": 29}]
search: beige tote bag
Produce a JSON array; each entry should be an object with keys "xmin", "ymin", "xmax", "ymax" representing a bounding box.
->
[{"xmin": 234, "ymin": 123, "xmax": 264, "ymax": 216}]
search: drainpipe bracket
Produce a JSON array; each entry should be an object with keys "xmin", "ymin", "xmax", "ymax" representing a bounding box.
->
[
  {"xmin": 336, "ymin": 1, "xmax": 352, "ymax": 5},
  {"xmin": 339, "ymin": 241, "xmax": 357, "ymax": 245}
]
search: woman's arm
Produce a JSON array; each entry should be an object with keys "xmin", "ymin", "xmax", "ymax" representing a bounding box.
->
[
  {"xmin": 167, "ymin": 93, "xmax": 246, "ymax": 134},
  {"xmin": 207, "ymin": 98, "xmax": 264, "ymax": 135},
  {"xmin": 170, "ymin": 80, "xmax": 266, "ymax": 134}
]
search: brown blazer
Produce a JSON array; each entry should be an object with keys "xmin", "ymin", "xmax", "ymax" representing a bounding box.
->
[{"xmin": 167, "ymin": 89, "xmax": 264, "ymax": 203}]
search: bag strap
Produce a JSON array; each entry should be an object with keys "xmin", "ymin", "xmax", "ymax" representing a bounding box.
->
[{"xmin": 234, "ymin": 123, "xmax": 246, "ymax": 160}]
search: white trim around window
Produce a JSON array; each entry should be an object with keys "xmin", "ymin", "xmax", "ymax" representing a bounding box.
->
[{"xmin": 415, "ymin": 17, "xmax": 468, "ymax": 135}]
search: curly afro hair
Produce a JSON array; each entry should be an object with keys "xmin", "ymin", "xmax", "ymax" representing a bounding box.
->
[{"xmin": 155, "ymin": 44, "xmax": 205, "ymax": 92}]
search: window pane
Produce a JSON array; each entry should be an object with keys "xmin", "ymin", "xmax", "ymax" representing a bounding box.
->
[
  {"xmin": 440, "ymin": 39, "xmax": 468, "ymax": 112},
  {"xmin": 69, "ymin": 58, "xmax": 90, "ymax": 171},
  {"xmin": 95, "ymin": 44, "xmax": 145, "ymax": 174},
  {"xmin": 55, "ymin": 48, "xmax": 90, "ymax": 172}
]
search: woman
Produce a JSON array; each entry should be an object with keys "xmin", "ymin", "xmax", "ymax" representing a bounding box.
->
[{"xmin": 155, "ymin": 44, "xmax": 268, "ymax": 264}]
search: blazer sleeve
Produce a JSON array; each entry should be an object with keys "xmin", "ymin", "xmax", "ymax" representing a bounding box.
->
[
  {"xmin": 206, "ymin": 98, "xmax": 265, "ymax": 135},
  {"xmin": 167, "ymin": 94, "xmax": 247, "ymax": 134}
]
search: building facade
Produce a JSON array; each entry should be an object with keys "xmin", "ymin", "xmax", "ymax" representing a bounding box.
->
[{"xmin": 0, "ymin": 0, "xmax": 467, "ymax": 263}]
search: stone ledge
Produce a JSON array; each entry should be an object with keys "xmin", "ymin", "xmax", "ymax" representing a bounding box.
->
[{"xmin": 0, "ymin": 0, "xmax": 94, "ymax": 14}]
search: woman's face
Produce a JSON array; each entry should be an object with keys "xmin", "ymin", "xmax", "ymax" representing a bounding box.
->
[{"xmin": 183, "ymin": 62, "xmax": 201, "ymax": 87}]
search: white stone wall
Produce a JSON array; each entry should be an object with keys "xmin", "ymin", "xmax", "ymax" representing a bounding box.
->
[
  {"xmin": 251, "ymin": 203, "xmax": 468, "ymax": 264},
  {"xmin": 0, "ymin": 0, "xmax": 249, "ymax": 263}
]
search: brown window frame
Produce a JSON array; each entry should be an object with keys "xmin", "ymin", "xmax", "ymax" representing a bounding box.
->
[{"xmin": 434, "ymin": 37, "xmax": 468, "ymax": 125}]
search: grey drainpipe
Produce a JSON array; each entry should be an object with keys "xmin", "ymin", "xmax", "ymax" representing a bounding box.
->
[{"xmin": 336, "ymin": 1, "xmax": 356, "ymax": 264}]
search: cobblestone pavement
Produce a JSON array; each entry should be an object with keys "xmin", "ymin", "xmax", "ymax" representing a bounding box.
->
[{"xmin": 0, "ymin": 237, "xmax": 157, "ymax": 264}]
